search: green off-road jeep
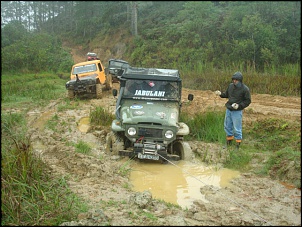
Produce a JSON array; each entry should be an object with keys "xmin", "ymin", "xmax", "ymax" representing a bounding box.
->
[
  {"xmin": 65, "ymin": 59, "xmax": 112, "ymax": 99},
  {"xmin": 106, "ymin": 66, "xmax": 194, "ymax": 162}
]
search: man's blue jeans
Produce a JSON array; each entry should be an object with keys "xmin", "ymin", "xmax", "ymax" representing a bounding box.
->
[{"xmin": 224, "ymin": 109, "xmax": 243, "ymax": 141}]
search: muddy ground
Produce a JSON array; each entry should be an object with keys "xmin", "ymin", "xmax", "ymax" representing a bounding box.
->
[{"xmin": 23, "ymin": 82, "xmax": 301, "ymax": 226}]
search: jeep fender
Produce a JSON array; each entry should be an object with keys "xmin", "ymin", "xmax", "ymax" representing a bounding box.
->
[
  {"xmin": 111, "ymin": 119, "xmax": 124, "ymax": 132},
  {"xmin": 176, "ymin": 122, "xmax": 190, "ymax": 135}
]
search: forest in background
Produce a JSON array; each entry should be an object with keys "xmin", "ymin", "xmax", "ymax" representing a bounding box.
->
[{"xmin": 1, "ymin": 1, "xmax": 301, "ymax": 91}]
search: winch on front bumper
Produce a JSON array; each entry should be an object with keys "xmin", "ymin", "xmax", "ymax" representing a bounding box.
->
[
  {"xmin": 65, "ymin": 76, "xmax": 96, "ymax": 93},
  {"xmin": 118, "ymin": 142, "xmax": 180, "ymax": 161}
]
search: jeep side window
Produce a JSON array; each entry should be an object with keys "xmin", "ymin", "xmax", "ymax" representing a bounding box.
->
[{"xmin": 97, "ymin": 63, "xmax": 103, "ymax": 72}]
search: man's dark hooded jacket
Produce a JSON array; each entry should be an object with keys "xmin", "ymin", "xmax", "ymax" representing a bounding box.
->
[{"xmin": 219, "ymin": 73, "xmax": 251, "ymax": 111}]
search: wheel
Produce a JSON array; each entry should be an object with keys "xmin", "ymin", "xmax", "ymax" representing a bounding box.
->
[
  {"xmin": 168, "ymin": 140, "xmax": 193, "ymax": 161},
  {"xmin": 96, "ymin": 83, "xmax": 102, "ymax": 99},
  {"xmin": 105, "ymin": 132, "xmax": 124, "ymax": 155},
  {"xmin": 105, "ymin": 74, "xmax": 113, "ymax": 90},
  {"xmin": 68, "ymin": 90, "xmax": 74, "ymax": 99},
  {"xmin": 182, "ymin": 142, "xmax": 193, "ymax": 161},
  {"xmin": 168, "ymin": 140, "xmax": 184, "ymax": 160}
]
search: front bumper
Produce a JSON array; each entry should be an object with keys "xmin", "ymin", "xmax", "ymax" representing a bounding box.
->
[{"xmin": 119, "ymin": 142, "xmax": 180, "ymax": 161}]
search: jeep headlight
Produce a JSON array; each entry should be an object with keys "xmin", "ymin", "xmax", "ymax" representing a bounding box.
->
[
  {"xmin": 165, "ymin": 130, "xmax": 173, "ymax": 139},
  {"xmin": 128, "ymin": 127, "xmax": 137, "ymax": 136}
]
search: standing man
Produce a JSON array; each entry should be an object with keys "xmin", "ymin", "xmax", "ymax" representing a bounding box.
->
[{"xmin": 215, "ymin": 72, "xmax": 251, "ymax": 149}]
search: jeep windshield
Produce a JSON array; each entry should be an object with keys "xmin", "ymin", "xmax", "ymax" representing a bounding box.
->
[
  {"xmin": 123, "ymin": 79, "xmax": 180, "ymax": 100},
  {"xmin": 72, "ymin": 64, "xmax": 97, "ymax": 75},
  {"xmin": 109, "ymin": 60, "xmax": 129, "ymax": 68}
]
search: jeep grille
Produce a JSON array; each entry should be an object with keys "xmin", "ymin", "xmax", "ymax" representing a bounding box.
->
[{"xmin": 138, "ymin": 127, "xmax": 162, "ymax": 138}]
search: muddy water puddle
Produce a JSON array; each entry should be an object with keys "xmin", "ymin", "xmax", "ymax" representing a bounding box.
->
[
  {"xmin": 78, "ymin": 117, "xmax": 90, "ymax": 133},
  {"xmin": 130, "ymin": 160, "xmax": 240, "ymax": 209}
]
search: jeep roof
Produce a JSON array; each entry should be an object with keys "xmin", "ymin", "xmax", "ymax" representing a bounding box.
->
[{"xmin": 120, "ymin": 67, "xmax": 181, "ymax": 81}]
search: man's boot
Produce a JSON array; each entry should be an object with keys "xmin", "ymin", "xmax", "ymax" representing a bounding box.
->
[
  {"xmin": 223, "ymin": 137, "xmax": 233, "ymax": 149},
  {"xmin": 226, "ymin": 136, "xmax": 234, "ymax": 146},
  {"xmin": 227, "ymin": 140, "xmax": 232, "ymax": 146},
  {"xmin": 235, "ymin": 140, "xmax": 241, "ymax": 150}
]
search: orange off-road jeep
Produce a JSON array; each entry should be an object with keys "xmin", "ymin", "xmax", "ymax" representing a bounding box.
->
[{"xmin": 65, "ymin": 59, "xmax": 112, "ymax": 99}]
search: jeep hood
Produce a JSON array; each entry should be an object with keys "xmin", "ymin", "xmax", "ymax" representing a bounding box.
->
[
  {"xmin": 119, "ymin": 99, "xmax": 179, "ymax": 126},
  {"xmin": 70, "ymin": 73, "xmax": 97, "ymax": 80}
]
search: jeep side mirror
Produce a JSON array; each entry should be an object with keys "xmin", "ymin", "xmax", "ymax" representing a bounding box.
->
[
  {"xmin": 112, "ymin": 89, "xmax": 117, "ymax": 97},
  {"xmin": 188, "ymin": 94, "xmax": 194, "ymax": 101}
]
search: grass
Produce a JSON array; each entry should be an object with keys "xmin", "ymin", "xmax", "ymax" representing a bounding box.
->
[
  {"xmin": 1, "ymin": 73, "xmax": 67, "ymax": 109},
  {"xmin": 75, "ymin": 140, "xmax": 92, "ymax": 154},
  {"xmin": 89, "ymin": 106, "xmax": 115, "ymax": 127},
  {"xmin": 1, "ymin": 112, "xmax": 89, "ymax": 226},
  {"xmin": 46, "ymin": 114, "xmax": 60, "ymax": 131}
]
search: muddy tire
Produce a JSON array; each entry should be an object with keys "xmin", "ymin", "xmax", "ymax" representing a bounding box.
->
[
  {"xmin": 105, "ymin": 132, "xmax": 124, "ymax": 156},
  {"xmin": 182, "ymin": 142, "xmax": 193, "ymax": 161},
  {"xmin": 105, "ymin": 74, "xmax": 113, "ymax": 90},
  {"xmin": 68, "ymin": 90, "xmax": 75, "ymax": 99},
  {"xmin": 168, "ymin": 141, "xmax": 193, "ymax": 161},
  {"xmin": 96, "ymin": 83, "xmax": 102, "ymax": 99}
]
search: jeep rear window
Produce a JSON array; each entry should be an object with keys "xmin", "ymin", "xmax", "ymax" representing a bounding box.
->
[
  {"xmin": 72, "ymin": 64, "xmax": 97, "ymax": 74},
  {"xmin": 123, "ymin": 79, "xmax": 179, "ymax": 100}
]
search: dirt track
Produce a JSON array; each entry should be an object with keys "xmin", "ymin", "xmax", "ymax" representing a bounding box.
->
[{"xmin": 25, "ymin": 82, "xmax": 301, "ymax": 226}]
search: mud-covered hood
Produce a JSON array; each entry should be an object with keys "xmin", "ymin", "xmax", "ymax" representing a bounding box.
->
[{"xmin": 120, "ymin": 100, "xmax": 179, "ymax": 126}]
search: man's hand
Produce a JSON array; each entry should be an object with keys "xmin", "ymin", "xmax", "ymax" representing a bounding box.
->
[
  {"xmin": 232, "ymin": 103, "xmax": 239, "ymax": 109},
  {"xmin": 214, "ymin": 90, "xmax": 221, "ymax": 96}
]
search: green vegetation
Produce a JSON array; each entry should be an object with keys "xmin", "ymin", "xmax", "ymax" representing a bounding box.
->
[
  {"xmin": 89, "ymin": 106, "xmax": 115, "ymax": 127},
  {"xmin": 180, "ymin": 69, "xmax": 301, "ymax": 96},
  {"xmin": 181, "ymin": 111, "xmax": 225, "ymax": 143},
  {"xmin": 1, "ymin": 112, "xmax": 88, "ymax": 226},
  {"xmin": 46, "ymin": 114, "xmax": 60, "ymax": 131},
  {"xmin": 75, "ymin": 140, "xmax": 92, "ymax": 154},
  {"xmin": 1, "ymin": 73, "xmax": 67, "ymax": 109}
]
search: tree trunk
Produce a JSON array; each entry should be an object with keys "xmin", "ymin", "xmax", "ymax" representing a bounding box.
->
[{"xmin": 131, "ymin": 1, "xmax": 138, "ymax": 36}]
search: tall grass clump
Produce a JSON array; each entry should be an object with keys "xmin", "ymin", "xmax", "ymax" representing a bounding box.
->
[
  {"xmin": 75, "ymin": 140, "xmax": 92, "ymax": 154},
  {"xmin": 1, "ymin": 112, "xmax": 87, "ymax": 225},
  {"xmin": 181, "ymin": 111, "xmax": 225, "ymax": 143},
  {"xmin": 89, "ymin": 106, "xmax": 115, "ymax": 127}
]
